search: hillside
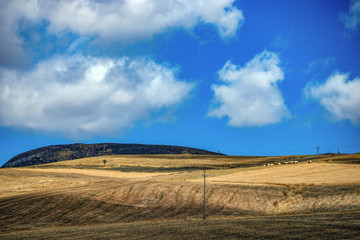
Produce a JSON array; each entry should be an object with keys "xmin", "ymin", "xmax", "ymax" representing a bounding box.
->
[
  {"xmin": 0, "ymin": 153, "xmax": 359, "ymax": 238},
  {"xmin": 1, "ymin": 143, "xmax": 222, "ymax": 168}
]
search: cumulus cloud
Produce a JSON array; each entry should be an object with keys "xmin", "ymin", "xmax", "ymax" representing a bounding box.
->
[
  {"xmin": 0, "ymin": 56, "xmax": 193, "ymax": 137},
  {"xmin": 43, "ymin": 0, "xmax": 244, "ymax": 39},
  {"xmin": 305, "ymin": 72, "xmax": 360, "ymax": 125},
  {"xmin": 0, "ymin": 0, "xmax": 244, "ymax": 66},
  {"xmin": 340, "ymin": 0, "xmax": 360, "ymax": 30},
  {"xmin": 208, "ymin": 50, "xmax": 290, "ymax": 127},
  {"xmin": 0, "ymin": 0, "xmax": 39, "ymax": 67}
]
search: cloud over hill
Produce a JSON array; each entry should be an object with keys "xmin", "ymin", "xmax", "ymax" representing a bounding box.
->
[{"xmin": 0, "ymin": 56, "xmax": 193, "ymax": 137}]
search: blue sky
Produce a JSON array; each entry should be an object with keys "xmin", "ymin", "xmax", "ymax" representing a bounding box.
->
[{"xmin": 1, "ymin": 0, "xmax": 360, "ymax": 166}]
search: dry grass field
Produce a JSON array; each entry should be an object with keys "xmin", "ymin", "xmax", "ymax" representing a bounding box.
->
[{"xmin": 1, "ymin": 153, "xmax": 360, "ymax": 239}]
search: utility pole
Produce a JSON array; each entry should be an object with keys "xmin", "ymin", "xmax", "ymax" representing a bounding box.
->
[
  {"xmin": 202, "ymin": 170, "xmax": 207, "ymax": 220},
  {"xmin": 317, "ymin": 146, "xmax": 319, "ymax": 155}
]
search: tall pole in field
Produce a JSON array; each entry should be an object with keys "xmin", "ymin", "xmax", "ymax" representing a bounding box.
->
[{"xmin": 202, "ymin": 171, "xmax": 207, "ymax": 220}]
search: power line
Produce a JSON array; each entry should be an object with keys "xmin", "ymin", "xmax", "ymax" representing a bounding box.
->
[{"xmin": 234, "ymin": 143, "xmax": 360, "ymax": 156}]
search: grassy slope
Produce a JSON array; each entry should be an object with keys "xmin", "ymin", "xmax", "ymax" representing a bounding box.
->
[{"xmin": 0, "ymin": 153, "xmax": 359, "ymax": 238}]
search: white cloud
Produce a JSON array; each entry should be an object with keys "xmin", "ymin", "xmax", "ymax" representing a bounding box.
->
[
  {"xmin": 208, "ymin": 50, "xmax": 290, "ymax": 127},
  {"xmin": 340, "ymin": 0, "xmax": 360, "ymax": 30},
  {"xmin": 305, "ymin": 72, "xmax": 360, "ymax": 125},
  {"xmin": 42, "ymin": 0, "xmax": 244, "ymax": 39},
  {"xmin": 0, "ymin": 0, "xmax": 244, "ymax": 67},
  {"xmin": 0, "ymin": 0, "xmax": 39, "ymax": 67},
  {"xmin": 0, "ymin": 56, "xmax": 193, "ymax": 137}
]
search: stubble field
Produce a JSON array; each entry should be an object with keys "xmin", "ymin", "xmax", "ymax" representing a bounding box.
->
[{"xmin": 0, "ymin": 153, "xmax": 359, "ymax": 239}]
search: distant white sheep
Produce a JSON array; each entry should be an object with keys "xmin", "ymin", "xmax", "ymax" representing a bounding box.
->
[{"xmin": 308, "ymin": 160, "xmax": 312, "ymax": 163}]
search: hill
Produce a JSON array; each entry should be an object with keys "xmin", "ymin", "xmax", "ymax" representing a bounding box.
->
[
  {"xmin": 1, "ymin": 143, "xmax": 222, "ymax": 168},
  {"xmin": 0, "ymin": 153, "xmax": 359, "ymax": 239}
]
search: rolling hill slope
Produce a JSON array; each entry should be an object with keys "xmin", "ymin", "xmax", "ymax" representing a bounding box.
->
[
  {"xmin": 2, "ymin": 143, "xmax": 222, "ymax": 168},
  {"xmin": 0, "ymin": 153, "xmax": 359, "ymax": 238}
]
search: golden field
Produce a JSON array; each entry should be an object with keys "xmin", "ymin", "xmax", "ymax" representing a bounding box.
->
[{"xmin": 1, "ymin": 153, "xmax": 360, "ymax": 239}]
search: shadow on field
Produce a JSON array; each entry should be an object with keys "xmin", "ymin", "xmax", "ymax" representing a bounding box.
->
[{"xmin": 1, "ymin": 212, "xmax": 359, "ymax": 239}]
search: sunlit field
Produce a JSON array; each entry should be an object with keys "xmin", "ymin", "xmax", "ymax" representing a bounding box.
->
[{"xmin": 1, "ymin": 153, "xmax": 359, "ymax": 239}]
